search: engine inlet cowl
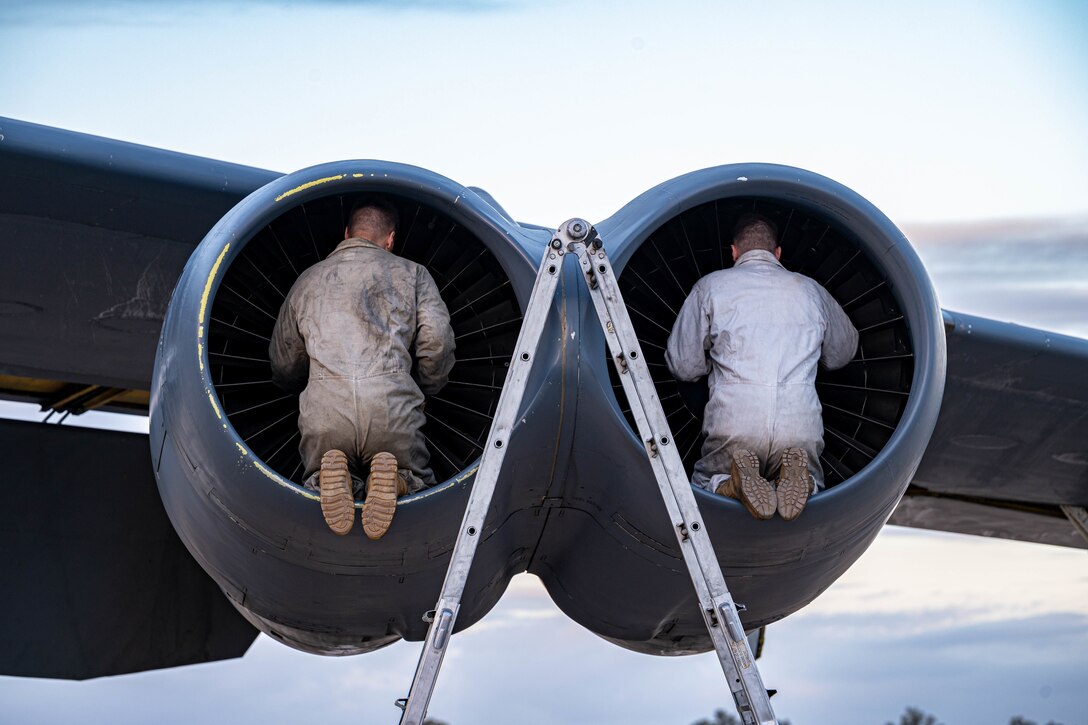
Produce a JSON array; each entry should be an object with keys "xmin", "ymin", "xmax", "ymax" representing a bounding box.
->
[
  {"xmin": 527, "ymin": 163, "xmax": 947, "ymax": 654},
  {"xmin": 151, "ymin": 161, "xmax": 546, "ymax": 654}
]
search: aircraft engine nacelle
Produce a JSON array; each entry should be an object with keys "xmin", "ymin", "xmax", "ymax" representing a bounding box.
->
[
  {"xmin": 152, "ymin": 160, "xmax": 946, "ymax": 658},
  {"xmin": 527, "ymin": 164, "xmax": 947, "ymax": 654},
  {"xmin": 150, "ymin": 162, "xmax": 551, "ymax": 654}
]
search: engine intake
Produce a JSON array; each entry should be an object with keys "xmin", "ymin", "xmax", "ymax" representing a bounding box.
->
[
  {"xmin": 206, "ymin": 185, "xmax": 526, "ymax": 484},
  {"xmin": 151, "ymin": 162, "xmax": 545, "ymax": 654},
  {"xmin": 609, "ymin": 193, "xmax": 913, "ymax": 486},
  {"xmin": 530, "ymin": 164, "xmax": 946, "ymax": 654}
]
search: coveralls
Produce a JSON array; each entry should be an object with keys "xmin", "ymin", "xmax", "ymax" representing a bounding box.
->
[
  {"xmin": 665, "ymin": 249, "xmax": 858, "ymax": 491},
  {"xmin": 270, "ymin": 237, "xmax": 456, "ymax": 496}
]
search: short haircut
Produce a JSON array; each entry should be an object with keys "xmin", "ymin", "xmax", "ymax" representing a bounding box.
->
[
  {"xmin": 732, "ymin": 212, "xmax": 779, "ymax": 254},
  {"xmin": 347, "ymin": 198, "xmax": 400, "ymax": 240}
]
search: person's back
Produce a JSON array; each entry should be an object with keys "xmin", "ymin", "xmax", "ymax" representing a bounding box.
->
[
  {"xmin": 666, "ymin": 213, "xmax": 857, "ymax": 521},
  {"xmin": 280, "ymin": 239, "xmax": 451, "ymax": 391},
  {"xmin": 270, "ymin": 200, "xmax": 455, "ymax": 539},
  {"xmin": 693, "ymin": 252, "xmax": 851, "ymax": 389}
]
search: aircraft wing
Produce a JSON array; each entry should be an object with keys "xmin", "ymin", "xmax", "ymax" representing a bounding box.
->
[
  {"xmin": 891, "ymin": 311, "xmax": 1088, "ymax": 549},
  {"xmin": 0, "ymin": 116, "xmax": 278, "ymax": 398},
  {"xmin": 0, "ymin": 117, "xmax": 278, "ymax": 678},
  {"xmin": 2, "ymin": 117, "xmax": 1086, "ymax": 680}
]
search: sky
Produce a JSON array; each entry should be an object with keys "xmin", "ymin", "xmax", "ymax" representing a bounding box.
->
[{"xmin": 1, "ymin": 1, "xmax": 1087, "ymax": 724}]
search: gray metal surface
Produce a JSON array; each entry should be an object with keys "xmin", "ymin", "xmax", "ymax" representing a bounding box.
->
[
  {"xmin": 0, "ymin": 116, "xmax": 277, "ymax": 391},
  {"xmin": 0, "ymin": 418, "xmax": 257, "ymax": 679},
  {"xmin": 1061, "ymin": 506, "xmax": 1088, "ymax": 546},
  {"xmin": 912, "ymin": 310, "xmax": 1088, "ymax": 506},
  {"xmin": 890, "ymin": 494, "xmax": 1087, "ymax": 550},
  {"xmin": 893, "ymin": 310, "xmax": 1088, "ymax": 546}
]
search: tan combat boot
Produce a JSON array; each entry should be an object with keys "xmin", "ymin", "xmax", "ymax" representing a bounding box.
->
[
  {"xmin": 361, "ymin": 452, "xmax": 407, "ymax": 540},
  {"xmin": 716, "ymin": 449, "xmax": 777, "ymax": 520},
  {"xmin": 776, "ymin": 447, "xmax": 813, "ymax": 522},
  {"xmin": 319, "ymin": 449, "xmax": 354, "ymax": 535}
]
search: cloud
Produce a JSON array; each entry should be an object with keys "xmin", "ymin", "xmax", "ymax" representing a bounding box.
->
[
  {"xmin": 912, "ymin": 227, "xmax": 1088, "ymax": 337},
  {"xmin": 762, "ymin": 610, "xmax": 1088, "ymax": 725},
  {"xmin": 803, "ymin": 528, "xmax": 1088, "ymax": 623}
]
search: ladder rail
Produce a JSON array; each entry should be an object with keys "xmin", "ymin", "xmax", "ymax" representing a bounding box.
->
[
  {"xmin": 398, "ymin": 237, "xmax": 567, "ymax": 725},
  {"xmin": 569, "ymin": 229, "xmax": 776, "ymax": 725}
]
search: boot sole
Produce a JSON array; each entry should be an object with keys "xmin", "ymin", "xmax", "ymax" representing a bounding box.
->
[
  {"xmin": 729, "ymin": 450, "xmax": 777, "ymax": 520},
  {"xmin": 319, "ymin": 449, "xmax": 354, "ymax": 536},
  {"xmin": 777, "ymin": 448, "xmax": 812, "ymax": 522},
  {"xmin": 362, "ymin": 452, "xmax": 399, "ymax": 540}
]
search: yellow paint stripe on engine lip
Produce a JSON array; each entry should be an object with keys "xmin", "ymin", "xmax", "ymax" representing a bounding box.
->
[
  {"xmin": 189, "ymin": 236, "xmax": 312, "ymax": 496},
  {"xmin": 206, "ymin": 388, "xmax": 222, "ymax": 420},
  {"xmin": 274, "ymin": 174, "xmax": 346, "ymax": 202},
  {"xmin": 196, "ymin": 241, "xmax": 232, "ymax": 373},
  {"xmin": 196, "ymin": 243, "xmax": 232, "ymax": 421},
  {"xmin": 197, "ymin": 242, "xmax": 231, "ymax": 329}
]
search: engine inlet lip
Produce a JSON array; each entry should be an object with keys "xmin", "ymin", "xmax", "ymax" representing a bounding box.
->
[{"xmin": 189, "ymin": 160, "xmax": 535, "ymax": 503}]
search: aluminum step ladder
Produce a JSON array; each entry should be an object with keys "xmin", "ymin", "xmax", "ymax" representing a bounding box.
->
[{"xmin": 397, "ymin": 219, "xmax": 777, "ymax": 725}]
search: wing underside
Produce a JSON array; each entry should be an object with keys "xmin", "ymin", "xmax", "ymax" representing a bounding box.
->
[
  {"xmin": 0, "ymin": 118, "xmax": 274, "ymax": 678},
  {"xmin": 0, "ymin": 419, "xmax": 259, "ymax": 679}
]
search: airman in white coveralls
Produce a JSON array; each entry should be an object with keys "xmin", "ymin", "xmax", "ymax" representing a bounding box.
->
[
  {"xmin": 666, "ymin": 213, "xmax": 858, "ymax": 520},
  {"xmin": 270, "ymin": 200, "xmax": 455, "ymax": 539}
]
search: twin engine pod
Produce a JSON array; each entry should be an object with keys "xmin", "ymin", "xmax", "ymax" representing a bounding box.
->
[{"xmin": 151, "ymin": 161, "xmax": 945, "ymax": 656}]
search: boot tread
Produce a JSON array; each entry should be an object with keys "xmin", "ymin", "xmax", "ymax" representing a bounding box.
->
[
  {"xmin": 723, "ymin": 449, "xmax": 777, "ymax": 520},
  {"xmin": 319, "ymin": 449, "xmax": 354, "ymax": 536},
  {"xmin": 362, "ymin": 452, "xmax": 400, "ymax": 540},
  {"xmin": 776, "ymin": 447, "xmax": 812, "ymax": 522}
]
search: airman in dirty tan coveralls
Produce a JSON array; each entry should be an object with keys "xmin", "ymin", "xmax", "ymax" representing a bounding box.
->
[
  {"xmin": 270, "ymin": 200, "xmax": 455, "ymax": 539},
  {"xmin": 666, "ymin": 213, "xmax": 858, "ymax": 521}
]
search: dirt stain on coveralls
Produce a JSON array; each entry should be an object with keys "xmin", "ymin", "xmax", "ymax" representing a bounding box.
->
[{"xmin": 269, "ymin": 237, "xmax": 455, "ymax": 496}]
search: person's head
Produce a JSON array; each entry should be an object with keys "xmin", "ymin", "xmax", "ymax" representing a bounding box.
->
[
  {"xmin": 345, "ymin": 198, "xmax": 400, "ymax": 251},
  {"xmin": 731, "ymin": 212, "xmax": 781, "ymax": 262}
]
